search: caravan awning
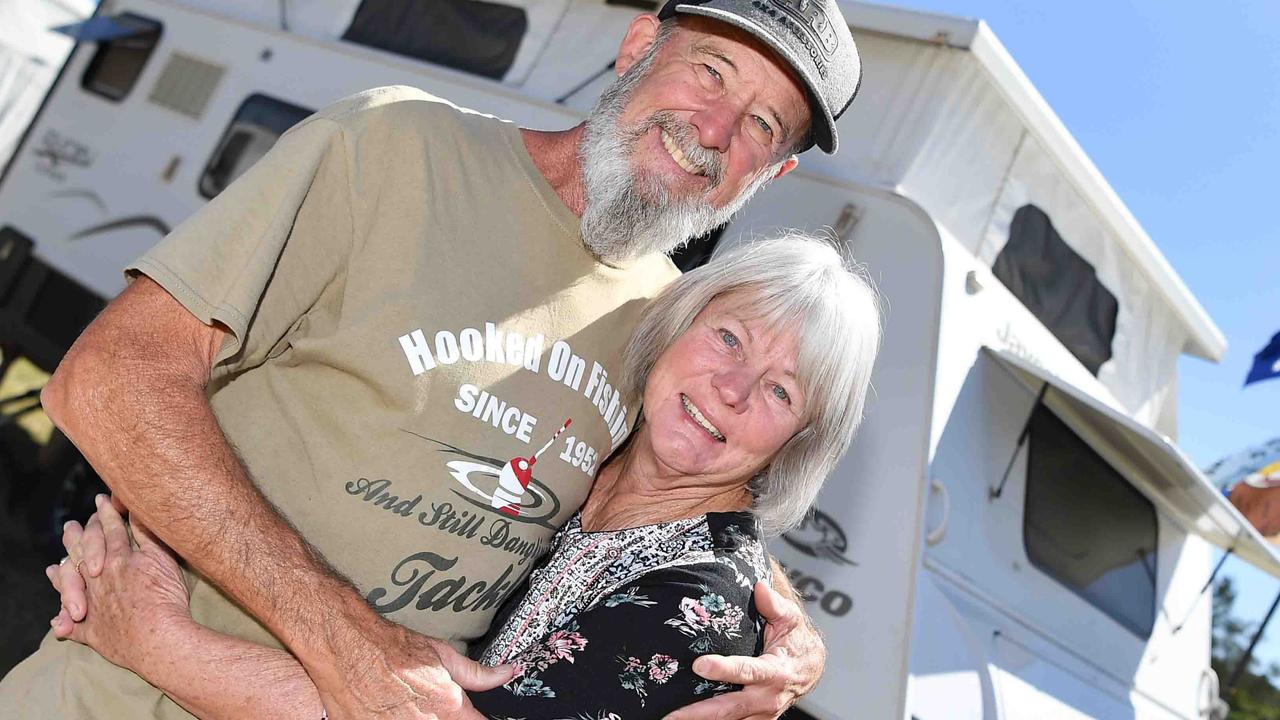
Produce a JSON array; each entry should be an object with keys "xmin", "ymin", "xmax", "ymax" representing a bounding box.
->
[
  {"xmin": 53, "ymin": 15, "xmax": 158, "ymax": 43},
  {"xmin": 985, "ymin": 347, "xmax": 1280, "ymax": 579}
]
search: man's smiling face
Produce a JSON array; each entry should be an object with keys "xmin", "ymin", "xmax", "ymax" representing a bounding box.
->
[
  {"xmin": 618, "ymin": 17, "xmax": 810, "ymax": 209},
  {"xmin": 578, "ymin": 15, "xmax": 810, "ymax": 263}
]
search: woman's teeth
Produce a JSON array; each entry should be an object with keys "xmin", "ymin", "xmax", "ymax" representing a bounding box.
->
[
  {"xmin": 681, "ymin": 394, "xmax": 725, "ymax": 441},
  {"xmin": 661, "ymin": 130, "xmax": 705, "ymax": 176}
]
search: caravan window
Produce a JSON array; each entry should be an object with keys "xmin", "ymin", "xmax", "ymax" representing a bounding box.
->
[
  {"xmin": 1023, "ymin": 404, "xmax": 1157, "ymax": 638},
  {"xmin": 199, "ymin": 95, "xmax": 314, "ymax": 200},
  {"xmin": 342, "ymin": 0, "xmax": 527, "ymax": 80},
  {"xmin": 993, "ymin": 205, "xmax": 1118, "ymax": 375},
  {"xmin": 80, "ymin": 14, "xmax": 163, "ymax": 102}
]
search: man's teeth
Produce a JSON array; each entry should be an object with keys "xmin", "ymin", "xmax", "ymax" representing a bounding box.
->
[
  {"xmin": 681, "ymin": 394, "xmax": 725, "ymax": 441},
  {"xmin": 661, "ymin": 130, "xmax": 705, "ymax": 176}
]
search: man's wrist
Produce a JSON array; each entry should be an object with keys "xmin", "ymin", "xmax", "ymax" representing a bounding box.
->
[{"xmin": 295, "ymin": 589, "xmax": 389, "ymax": 686}]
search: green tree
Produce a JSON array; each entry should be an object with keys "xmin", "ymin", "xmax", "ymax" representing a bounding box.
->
[{"xmin": 1212, "ymin": 577, "xmax": 1280, "ymax": 720}]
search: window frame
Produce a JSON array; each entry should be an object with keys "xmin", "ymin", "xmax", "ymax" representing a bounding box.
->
[
  {"xmin": 197, "ymin": 93, "xmax": 314, "ymax": 200},
  {"xmin": 1021, "ymin": 401, "xmax": 1159, "ymax": 639},
  {"xmin": 79, "ymin": 13, "xmax": 164, "ymax": 103}
]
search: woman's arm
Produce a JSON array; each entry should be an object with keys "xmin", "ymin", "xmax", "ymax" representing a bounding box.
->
[
  {"xmin": 469, "ymin": 565, "xmax": 760, "ymax": 719},
  {"xmin": 49, "ymin": 497, "xmax": 326, "ymax": 720},
  {"xmin": 129, "ymin": 618, "xmax": 325, "ymax": 720},
  {"xmin": 53, "ymin": 498, "xmax": 506, "ymax": 718}
]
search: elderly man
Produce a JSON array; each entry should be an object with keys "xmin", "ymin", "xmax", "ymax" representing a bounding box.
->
[{"xmin": 1, "ymin": 0, "xmax": 862, "ymax": 718}]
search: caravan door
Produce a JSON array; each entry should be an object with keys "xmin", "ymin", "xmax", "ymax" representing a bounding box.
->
[{"xmin": 717, "ymin": 173, "xmax": 945, "ymax": 719}]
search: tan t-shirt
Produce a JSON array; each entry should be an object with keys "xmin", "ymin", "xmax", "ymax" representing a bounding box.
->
[{"xmin": 0, "ymin": 85, "xmax": 678, "ymax": 719}]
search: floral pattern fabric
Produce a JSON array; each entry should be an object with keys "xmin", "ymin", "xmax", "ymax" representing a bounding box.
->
[{"xmin": 469, "ymin": 511, "xmax": 769, "ymax": 719}]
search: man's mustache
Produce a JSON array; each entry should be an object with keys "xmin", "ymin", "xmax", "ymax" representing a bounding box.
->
[{"xmin": 628, "ymin": 111, "xmax": 726, "ymax": 189}]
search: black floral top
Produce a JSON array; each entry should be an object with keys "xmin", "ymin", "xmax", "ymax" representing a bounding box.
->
[{"xmin": 468, "ymin": 510, "xmax": 770, "ymax": 719}]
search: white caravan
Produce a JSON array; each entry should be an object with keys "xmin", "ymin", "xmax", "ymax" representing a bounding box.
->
[{"xmin": 2, "ymin": 1, "xmax": 1277, "ymax": 718}]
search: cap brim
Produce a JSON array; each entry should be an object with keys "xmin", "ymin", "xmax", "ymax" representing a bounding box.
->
[{"xmin": 669, "ymin": 2, "xmax": 838, "ymax": 153}]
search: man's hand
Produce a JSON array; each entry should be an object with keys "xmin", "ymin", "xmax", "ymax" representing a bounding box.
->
[
  {"xmin": 312, "ymin": 611, "xmax": 513, "ymax": 720},
  {"xmin": 667, "ymin": 581, "xmax": 826, "ymax": 720}
]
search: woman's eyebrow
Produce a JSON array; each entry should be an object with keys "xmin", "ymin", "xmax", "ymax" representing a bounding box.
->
[{"xmin": 727, "ymin": 315, "xmax": 755, "ymax": 343}]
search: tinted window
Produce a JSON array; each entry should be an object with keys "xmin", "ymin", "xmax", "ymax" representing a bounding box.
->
[
  {"xmin": 1024, "ymin": 404, "xmax": 1157, "ymax": 637},
  {"xmin": 199, "ymin": 95, "xmax": 313, "ymax": 199},
  {"xmin": 993, "ymin": 205, "xmax": 1118, "ymax": 375},
  {"xmin": 81, "ymin": 13, "xmax": 163, "ymax": 102},
  {"xmin": 343, "ymin": 0, "xmax": 527, "ymax": 80}
]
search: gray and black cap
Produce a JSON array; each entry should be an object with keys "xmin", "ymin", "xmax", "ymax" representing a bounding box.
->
[{"xmin": 658, "ymin": 0, "xmax": 861, "ymax": 154}]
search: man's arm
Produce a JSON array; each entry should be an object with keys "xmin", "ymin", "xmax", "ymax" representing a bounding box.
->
[
  {"xmin": 43, "ymin": 277, "xmax": 505, "ymax": 719},
  {"xmin": 668, "ymin": 560, "xmax": 827, "ymax": 720},
  {"xmin": 50, "ymin": 499, "xmax": 505, "ymax": 720}
]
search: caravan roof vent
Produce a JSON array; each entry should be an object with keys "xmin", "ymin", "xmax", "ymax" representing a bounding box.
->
[{"xmin": 147, "ymin": 53, "xmax": 226, "ymax": 120}]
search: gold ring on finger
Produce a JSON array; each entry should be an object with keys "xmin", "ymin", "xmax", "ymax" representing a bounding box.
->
[{"xmin": 74, "ymin": 559, "xmax": 85, "ymax": 576}]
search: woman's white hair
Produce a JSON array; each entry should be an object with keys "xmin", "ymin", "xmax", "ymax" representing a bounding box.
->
[{"xmin": 622, "ymin": 234, "xmax": 882, "ymax": 537}]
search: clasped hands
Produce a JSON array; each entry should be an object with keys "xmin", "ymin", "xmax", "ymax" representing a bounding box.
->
[{"xmin": 48, "ymin": 496, "xmax": 823, "ymax": 720}]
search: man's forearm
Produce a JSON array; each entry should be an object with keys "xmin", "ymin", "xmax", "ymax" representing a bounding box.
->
[
  {"xmin": 136, "ymin": 619, "xmax": 323, "ymax": 720},
  {"xmin": 769, "ymin": 557, "xmax": 805, "ymax": 606},
  {"xmin": 43, "ymin": 281, "xmax": 375, "ymax": 679},
  {"xmin": 769, "ymin": 557, "xmax": 826, "ymax": 654}
]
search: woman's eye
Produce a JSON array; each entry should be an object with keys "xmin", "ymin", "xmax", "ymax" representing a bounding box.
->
[
  {"xmin": 772, "ymin": 384, "xmax": 790, "ymax": 403},
  {"xmin": 703, "ymin": 64, "xmax": 722, "ymax": 82},
  {"xmin": 720, "ymin": 329, "xmax": 739, "ymax": 348}
]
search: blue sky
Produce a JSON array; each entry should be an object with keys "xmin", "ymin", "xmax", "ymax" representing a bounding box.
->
[{"xmin": 894, "ymin": 0, "xmax": 1280, "ymax": 671}]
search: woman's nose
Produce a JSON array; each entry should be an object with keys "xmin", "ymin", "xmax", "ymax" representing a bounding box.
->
[{"xmin": 711, "ymin": 366, "xmax": 754, "ymax": 412}]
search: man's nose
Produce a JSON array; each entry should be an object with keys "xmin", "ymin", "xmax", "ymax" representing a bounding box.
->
[{"xmin": 690, "ymin": 102, "xmax": 739, "ymax": 154}]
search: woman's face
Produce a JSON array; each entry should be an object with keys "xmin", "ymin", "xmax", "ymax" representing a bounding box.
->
[{"xmin": 641, "ymin": 290, "xmax": 807, "ymax": 485}]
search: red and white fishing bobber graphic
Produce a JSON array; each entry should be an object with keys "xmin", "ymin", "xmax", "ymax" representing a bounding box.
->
[{"xmin": 491, "ymin": 419, "xmax": 572, "ymax": 517}]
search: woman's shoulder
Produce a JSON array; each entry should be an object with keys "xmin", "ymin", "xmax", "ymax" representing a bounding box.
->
[
  {"xmin": 702, "ymin": 511, "xmax": 772, "ymax": 589},
  {"xmin": 598, "ymin": 512, "xmax": 770, "ymax": 630}
]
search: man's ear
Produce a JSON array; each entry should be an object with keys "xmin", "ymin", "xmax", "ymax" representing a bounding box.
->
[
  {"xmin": 773, "ymin": 156, "xmax": 800, "ymax": 180},
  {"xmin": 615, "ymin": 14, "xmax": 662, "ymax": 76}
]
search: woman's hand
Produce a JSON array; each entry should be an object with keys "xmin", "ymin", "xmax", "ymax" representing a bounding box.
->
[{"xmin": 46, "ymin": 494, "xmax": 194, "ymax": 675}]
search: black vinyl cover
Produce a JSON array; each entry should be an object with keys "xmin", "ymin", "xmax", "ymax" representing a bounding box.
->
[
  {"xmin": 342, "ymin": 0, "xmax": 528, "ymax": 80},
  {"xmin": 993, "ymin": 204, "xmax": 1118, "ymax": 375}
]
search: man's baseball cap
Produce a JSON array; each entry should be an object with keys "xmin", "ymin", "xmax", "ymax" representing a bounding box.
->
[{"xmin": 658, "ymin": 0, "xmax": 861, "ymax": 154}]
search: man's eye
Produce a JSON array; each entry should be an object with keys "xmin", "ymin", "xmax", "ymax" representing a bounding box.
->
[
  {"xmin": 703, "ymin": 64, "xmax": 722, "ymax": 82},
  {"xmin": 753, "ymin": 116, "xmax": 773, "ymax": 136},
  {"xmin": 720, "ymin": 329, "xmax": 739, "ymax": 348},
  {"xmin": 772, "ymin": 384, "xmax": 790, "ymax": 403}
]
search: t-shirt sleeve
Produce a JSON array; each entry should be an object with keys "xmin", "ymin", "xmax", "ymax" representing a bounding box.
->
[
  {"xmin": 469, "ymin": 564, "xmax": 762, "ymax": 719},
  {"xmin": 124, "ymin": 112, "xmax": 354, "ymax": 375}
]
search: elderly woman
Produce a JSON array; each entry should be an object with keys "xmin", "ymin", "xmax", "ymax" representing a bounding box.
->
[{"xmin": 43, "ymin": 235, "xmax": 880, "ymax": 718}]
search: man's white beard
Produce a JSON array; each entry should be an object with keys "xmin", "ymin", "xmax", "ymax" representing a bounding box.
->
[{"xmin": 579, "ymin": 53, "xmax": 781, "ymax": 265}]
